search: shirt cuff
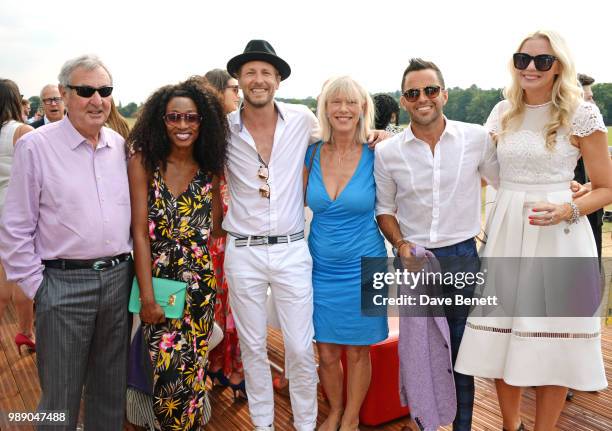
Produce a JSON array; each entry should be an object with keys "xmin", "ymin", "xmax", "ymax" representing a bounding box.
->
[
  {"xmin": 20, "ymin": 273, "xmax": 43, "ymax": 300},
  {"xmin": 375, "ymin": 208, "xmax": 396, "ymax": 217}
]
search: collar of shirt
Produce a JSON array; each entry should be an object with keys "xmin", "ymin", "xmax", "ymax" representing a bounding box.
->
[
  {"xmin": 61, "ymin": 115, "xmax": 112, "ymax": 150},
  {"xmin": 403, "ymin": 115, "xmax": 459, "ymax": 144},
  {"xmin": 229, "ymin": 100, "xmax": 287, "ymax": 133}
]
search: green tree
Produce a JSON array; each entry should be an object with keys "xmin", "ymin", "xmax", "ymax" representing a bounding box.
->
[
  {"xmin": 28, "ymin": 96, "xmax": 41, "ymax": 117},
  {"xmin": 592, "ymin": 83, "xmax": 612, "ymax": 125},
  {"xmin": 118, "ymin": 102, "xmax": 138, "ymax": 118}
]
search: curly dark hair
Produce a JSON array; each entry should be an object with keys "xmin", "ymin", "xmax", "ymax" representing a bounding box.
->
[
  {"xmin": 127, "ymin": 78, "xmax": 228, "ymax": 175},
  {"xmin": 373, "ymin": 94, "xmax": 400, "ymax": 129}
]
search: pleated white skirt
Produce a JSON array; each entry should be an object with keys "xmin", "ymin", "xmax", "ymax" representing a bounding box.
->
[{"xmin": 455, "ymin": 181, "xmax": 607, "ymax": 390}]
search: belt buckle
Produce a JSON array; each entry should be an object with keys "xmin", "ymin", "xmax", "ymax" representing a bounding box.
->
[
  {"xmin": 267, "ymin": 236, "xmax": 278, "ymax": 245},
  {"xmin": 92, "ymin": 260, "xmax": 107, "ymax": 271}
]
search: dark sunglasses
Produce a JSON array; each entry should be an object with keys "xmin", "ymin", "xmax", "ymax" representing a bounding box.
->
[
  {"xmin": 402, "ymin": 85, "xmax": 442, "ymax": 102},
  {"xmin": 163, "ymin": 112, "xmax": 202, "ymax": 125},
  {"xmin": 513, "ymin": 53, "xmax": 557, "ymax": 72},
  {"xmin": 66, "ymin": 85, "xmax": 113, "ymax": 98}
]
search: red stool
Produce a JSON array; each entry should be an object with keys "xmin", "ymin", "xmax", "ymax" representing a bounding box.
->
[{"xmin": 341, "ymin": 317, "xmax": 410, "ymax": 426}]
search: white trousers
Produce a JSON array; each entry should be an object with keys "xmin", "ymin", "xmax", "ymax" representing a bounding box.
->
[{"xmin": 225, "ymin": 237, "xmax": 318, "ymax": 431}]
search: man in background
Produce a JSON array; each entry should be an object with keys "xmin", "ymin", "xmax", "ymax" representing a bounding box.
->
[
  {"xmin": 574, "ymin": 73, "xmax": 603, "ymax": 261},
  {"xmin": 30, "ymin": 84, "xmax": 65, "ymax": 128}
]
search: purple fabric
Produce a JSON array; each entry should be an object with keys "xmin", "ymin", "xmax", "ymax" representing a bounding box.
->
[
  {"xmin": 0, "ymin": 116, "xmax": 132, "ymax": 298},
  {"xmin": 398, "ymin": 245, "xmax": 456, "ymax": 430},
  {"xmin": 127, "ymin": 325, "xmax": 154, "ymax": 395}
]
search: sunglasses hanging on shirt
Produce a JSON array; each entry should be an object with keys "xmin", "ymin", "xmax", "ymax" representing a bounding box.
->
[{"xmin": 257, "ymin": 154, "xmax": 270, "ymax": 199}]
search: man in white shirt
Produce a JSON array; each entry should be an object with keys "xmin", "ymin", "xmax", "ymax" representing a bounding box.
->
[
  {"xmin": 374, "ymin": 58, "xmax": 499, "ymax": 431},
  {"xmin": 223, "ymin": 40, "xmax": 319, "ymax": 431}
]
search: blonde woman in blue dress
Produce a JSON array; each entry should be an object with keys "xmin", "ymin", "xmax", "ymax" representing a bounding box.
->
[
  {"xmin": 455, "ymin": 30, "xmax": 611, "ymax": 431},
  {"xmin": 305, "ymin": 76, "xmax": 388, "ymax": 431}
]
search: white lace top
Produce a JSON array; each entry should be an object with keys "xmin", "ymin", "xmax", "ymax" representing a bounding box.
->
[{"xmin": 485, "ymin": 100, "xmax": 607, "ymax": 184}]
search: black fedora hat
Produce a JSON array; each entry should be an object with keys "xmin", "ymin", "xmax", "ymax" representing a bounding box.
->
[{"xmin": 227, "ymin": 40, "xmax": 291, "ymax": 81}]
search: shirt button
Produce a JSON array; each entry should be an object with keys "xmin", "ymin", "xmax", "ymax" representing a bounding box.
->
[
  {"xmin": 105, "ymin": 240, "xmax": 110, "ymax": 244},
  {"xmin": 96, "ymin": 176, "xmax": 101, "ymax": 180},
  {"xmin": 447, "ymin": 368, "xmax": 452, "ymax": 374}
]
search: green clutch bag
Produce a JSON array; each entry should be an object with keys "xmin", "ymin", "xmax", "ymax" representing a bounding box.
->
[{"xmin": 128, "ymin": 276, "xmax": 187, "ymax": 319}]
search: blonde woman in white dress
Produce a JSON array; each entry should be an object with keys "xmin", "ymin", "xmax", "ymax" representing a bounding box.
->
[{"xmin": 455, "ymin": 30, "xmax": 611, "ymax": 431}]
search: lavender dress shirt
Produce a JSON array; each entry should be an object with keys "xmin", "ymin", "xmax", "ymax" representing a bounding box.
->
[{"xmin": 0, "ymin": 116, "xmax": 132, "ymax": 299}]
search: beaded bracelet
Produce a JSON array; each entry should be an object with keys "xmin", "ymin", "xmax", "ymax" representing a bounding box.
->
[{"xmin": 566, "ymin": 202, "xmax": 580, "ymax": 225}]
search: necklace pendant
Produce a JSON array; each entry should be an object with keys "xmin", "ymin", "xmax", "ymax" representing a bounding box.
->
[{"xmin": 563, "ymin": 227, "xmax": 570, "ymax": 234}]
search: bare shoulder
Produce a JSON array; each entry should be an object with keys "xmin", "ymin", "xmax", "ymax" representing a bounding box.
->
[{"xmin": 13, "ymin": 123, "xmax": 34, "ymax": 144}]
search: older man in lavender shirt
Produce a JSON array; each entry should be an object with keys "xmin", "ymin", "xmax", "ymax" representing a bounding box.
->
[{"xmin": 0, "ymin": 55, "xmax": 132, "ymax": 430}]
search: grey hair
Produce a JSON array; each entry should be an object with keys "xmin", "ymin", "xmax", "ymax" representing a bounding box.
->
[
  {"xmin": 39, "ymin": 84, "xmax": 59, "ymax": 99},
  {"xmin": 58, "ymin": 54, "xmax": 113, "ymax": 86}
]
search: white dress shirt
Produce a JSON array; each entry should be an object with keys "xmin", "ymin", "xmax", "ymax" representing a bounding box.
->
[
  {"xmin": 374, "ymin": 118, "xmax": 499, "ymax": 248},
  {"xmin": 223, "ymin": 101, "xmax": 319, "ymax": 236}
]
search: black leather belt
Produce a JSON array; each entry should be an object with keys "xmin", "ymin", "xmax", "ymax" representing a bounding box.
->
[
  {"xmin": 43, "ymin": 253, "xmax": 132, "ymax": 271},
  {"xmin": 230, "ymin": 231, "xmax": 305, "ymax": 247}
]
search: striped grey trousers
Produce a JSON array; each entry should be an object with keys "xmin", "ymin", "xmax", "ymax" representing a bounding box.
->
[{"xmin": 35, "ymin": 260, "xmax": 132, "ymax": 430}]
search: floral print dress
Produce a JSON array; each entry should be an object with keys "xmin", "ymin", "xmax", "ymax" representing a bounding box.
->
[{"xmin": 143, "ymin": 167, "xmax": 216, "ymax": 430}]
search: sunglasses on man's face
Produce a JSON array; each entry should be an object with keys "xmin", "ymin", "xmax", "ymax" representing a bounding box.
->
[
  {"xmin": 402, "ymin": 85, "xmax": 442, "ymax": 102},
  {"xmin": 66, "ymin": 85, "xmax": 113, "ymax": 98},
  {"xmin": 513, "ymin": 53, "xmax": 557, "ymax": 72},
  {"xmin": 163, "ymin": 112, "xmax": 202, "ymax": 125}
]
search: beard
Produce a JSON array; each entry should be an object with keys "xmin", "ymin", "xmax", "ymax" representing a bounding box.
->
[{"xmin": 243, "ymin": 88, "xmax": 274, "ymax": 108}]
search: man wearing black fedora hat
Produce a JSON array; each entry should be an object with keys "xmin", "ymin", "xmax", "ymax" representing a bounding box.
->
[{"xmin": 222, "ymin": 39, "xmax": 319, "ymax": 431}]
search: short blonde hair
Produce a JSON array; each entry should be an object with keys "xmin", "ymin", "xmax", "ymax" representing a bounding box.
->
[
  {"xmin": 317, "ymin": 76, "xmax": 373, "ymax": 144},
  {"xmin": 501, "ymin": 30, "xmax": 581, "ymax": 150}
]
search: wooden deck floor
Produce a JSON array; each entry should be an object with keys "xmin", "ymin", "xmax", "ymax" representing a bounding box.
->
[
  {"xmin": 1, "ymin": 223, "xmax": 611, "ymax": 430},
  {"xmin": 0, "ymin": 309, "xmax": 611, "ymax": 430}
]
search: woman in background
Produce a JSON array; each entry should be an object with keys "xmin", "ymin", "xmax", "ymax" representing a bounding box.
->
[
  {"xmin": 200, "ymin": 68, "xmax": 246, "ymax": 400},
  {"xmin": 0, "ymin": 79, "xmax": 35, "ymax": 355},
  {"xmin": 106, "ymin": 99, "xmax": 131, "ymax": 139}
]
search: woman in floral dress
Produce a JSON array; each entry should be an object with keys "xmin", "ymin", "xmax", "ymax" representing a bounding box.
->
[{"xmin": 127, "ymin": 78, "xmax": 228, "ymax": 430}]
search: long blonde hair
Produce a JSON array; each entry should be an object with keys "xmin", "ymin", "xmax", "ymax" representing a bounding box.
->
[
  {"xmin": 500, "ymin": 30, "xmax": 581, "ymax": 150},
  {"xmin": 106, "ymin": 99, "xmax": 130, "ymax": 139}
]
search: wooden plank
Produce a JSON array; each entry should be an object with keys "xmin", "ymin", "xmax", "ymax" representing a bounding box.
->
[{"xmin": 1, "ymin": 289, "xmax": 612, "ymax": 430}]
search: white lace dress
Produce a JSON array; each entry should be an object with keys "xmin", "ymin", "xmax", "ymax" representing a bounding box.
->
[{"xmin": 455, "ymin": 100, "xmax": 608, "ymax": 390}]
